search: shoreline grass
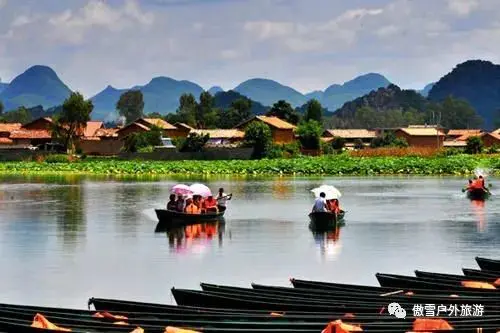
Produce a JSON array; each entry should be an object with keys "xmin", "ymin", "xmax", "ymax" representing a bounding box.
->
[{"xmin": 0, "ymin": 154, "xmax": 499, "ymax": 176}]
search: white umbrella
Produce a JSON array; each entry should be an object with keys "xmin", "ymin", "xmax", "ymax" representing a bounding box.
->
[
  {"xmin": 311, "ymin": 185, "xmax": 342, "ymax": 200},
  {"xmin": 189, "ymin": 183, "xmax": 212, "ymax": 197},
  {"xmin": 171, "ymin": 184, "xmax": 193, "ymax": 196}
]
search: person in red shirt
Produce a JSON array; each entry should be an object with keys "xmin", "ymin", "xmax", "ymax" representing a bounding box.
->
[{"xmin": 203, "ymin": 195, "xmax": 219, "ymax": 213}]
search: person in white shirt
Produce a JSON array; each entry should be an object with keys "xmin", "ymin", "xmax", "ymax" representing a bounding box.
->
[
  {"xmin": 216, "ymin": 187, "xmax": 232, "ymax": 208},
  {"xmin": 312, "ymin": 192, "xmax": 328, "ymax": 212}
]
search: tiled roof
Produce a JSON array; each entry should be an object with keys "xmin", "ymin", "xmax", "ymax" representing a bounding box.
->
[
  {"xmin": 94, "ymin": 128, "xmax": 119, "ymax": 137},
  {"xmin": 116, "ymin": 122, "xmax": 150, "ymax": 133},
  {"xmin": 398, "ymin": 128, "xmax": 445, "ymax": 136},
  {"xmin": 141, "ymin": 118, "xmax": 177, "ymax": 130},
  {"xmin": 9, "ymin": 129, "xmax": 52, "ymax": 139},
  {"xmin": 256, "ymin": 116, "xmax": 296, "ymax": 129},
  {"xmin": 0, "ymin": 137, "xmax": 13, "ymax": 144},
  {"xmin": 447, "ymin": 129, "xmax": 482, "ymax": 137},
  {"xmin": 190, "ymin": 129, "xmax": 245, "ymax": 139},
  {"xmin": 83, "ymin": 121, "xmax": 104, "ymax": 137},
  {"xmin": 455, "ymin": 133, "xmax": 482, "ymax": 141},
  {"xmin": 324, "ymin": 129, "xmax": 377, "ymax": 139},
  {"xmin": 0, "ymin": 123, "xmax": 22, "ymax": 133},
  {"xmin": 21, "ymin": 117, "xmax": 53, "ymax": 129},
  {"xmin": 174, "ymin": 122, "xmax": 195, "ymax": 130}
]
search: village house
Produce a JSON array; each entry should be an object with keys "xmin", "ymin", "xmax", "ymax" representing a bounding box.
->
[
  {"xmin": 8, "ymin": 117, "xmax": 54, "ymax": 148},
  {"xmin": 234, "ymin": 116, "xmax": 296, "ymax": 144},
  {"xmin": 190, "ymin": 129, "xmax": 245, "ymax": 147},
  {"xmin": 78, "ymin": 128, "xmax": 122, "ymax": 155},
  {"xmin": 322, "ymin": 129, "xmax": 378, "ymax": 149},
  {"xmin": 171, "ymin": 123, "xmax": 194, "ymax": 138},
  {"xmin": 392, "ymin": 126, "xmax": 446, "ymax": 148},
  {"xmin": 117, "ymin": 118, "xmax": 178, "ymax": 139},
  {"xmin": 481, "ymin": 131, "xmax": 500, "ymax": 148},
  {"xmin": 0, "ymin": 123, "xmax": 22, "ymax": 147}
]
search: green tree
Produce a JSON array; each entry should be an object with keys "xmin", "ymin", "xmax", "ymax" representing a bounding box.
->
[
  {"xmin": 331, "ymin": 137, "xmax": 346, "ymax": 151},
  {"xmin": 1, "ymin": 106, "xmax": 31, "ymax": 124},
  {"xmin": 428, "ymin": 96, "xmax": 483, "ymax": 129},
  {"xmin": 52, "ymin": 92, "xmax": 93, "ymax": 153},
  {"xmin": 244, "ymin": 122, "xmax": 272, "ymax": 159},
  {"xmin": 147, "ymin": 112, "xmax": 163, "ymax": 119},
  {"xmin": 179, "ymin": 132, "xmax": 210, "ymax": 152},
  {"xmin": 123, "ymin": 126, "xmax": 162, "ymax": 153},
  {"xmin": 218, "ymin": 98, "xmax": 253, "ymax": 128},
  {"xmin": 465, "ymin": 136, "xmax": 483, "ymax": 154},
  {"xmin": 0, "ymin": 100, "xmax": 3, "ymax": 115},
  {"xmin": 296, "ymin": 120, "xmax": 323, "ymax": 150},
  {"xmin": 196, "ymin": 91, "xmax": 219, "ymax": 129},
  {"xmin": 267, "ymin": 100, "xmax": 300, "ymax": 125},
  {"xmin": 304, "ymin": 99, "xmax": 323, "ymax": 123},
  {"xmin": 116, "ymin": 90, "xmax": 144, "ymax": 124}
]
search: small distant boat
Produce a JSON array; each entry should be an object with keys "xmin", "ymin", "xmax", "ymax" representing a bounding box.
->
[
  {"xmin": 308, "ymin": 210, "xmax": 345, "ymax": 231},
  {"xmin": 155, "ymin": 206, "xmax": 226, "ymax": 227},
  {"xmin": 466, "ymin": 188, "xmax": 490, "ymax": 201}
]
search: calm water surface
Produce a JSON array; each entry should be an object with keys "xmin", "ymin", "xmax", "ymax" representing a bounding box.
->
[{"xmin": 0, "ymin": 174, "xmax": 499, "ymax": 309}]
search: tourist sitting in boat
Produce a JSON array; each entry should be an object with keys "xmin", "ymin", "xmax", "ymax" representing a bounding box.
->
[
  {"xmin": 312, "ymin": 192, "xmax": 328, "ymax": 213},
  {"xmin": 175, "ymin": 195, "xmax": 186, "ymax": 212},
  {"xmin": 184, "ymin": 198, "xmax": 201, "ymax": 214},
  {"xmin": 329, "ymin": 199, "xmax": 341, "ymax": 214},
  {"xmin": 204, "ymin": 195, "xmax": 219, "ymax": 213},
  {"xmin": 217, "ymin": 188, "xmax": 232, "ymax": 208},
  {"xmin": 167, "ymin": 194, "xmax": 177, "ymax": 211}
]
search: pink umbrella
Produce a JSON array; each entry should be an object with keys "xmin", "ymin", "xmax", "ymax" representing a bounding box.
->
[
  {"xmin": 171, "ymin": 184, "xmax": 193, "ymax": 196},
  {"xmin": 189, "ymin": 183, "xmax": 212, "ymax": 197}
]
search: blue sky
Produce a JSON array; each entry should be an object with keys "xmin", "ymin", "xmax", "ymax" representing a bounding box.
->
[{"xmin": 0, "ymin": 0, "xmax": 498, "ymax": 97}]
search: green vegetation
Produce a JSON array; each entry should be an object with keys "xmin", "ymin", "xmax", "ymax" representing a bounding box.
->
[
  {"xmin": 243, "ymin": 122, "xmax": 273, "ymax": 159},
  {"xmin": 116, "ymin": 90, "xmax": 144, "ymax": 123},
  {"xmin": 296, "ymin": 120, "xmax": 322, "ymax": 150},
  {"xmin": 122, "ymin": 126, "xmax": 162, "ymax": 153},
  {"xmin": 1, "ymin": 154, "xmax": 498, "ymax": 176},
  {"xmin": 178, "ymin": 132, "xmax": 210, "ymax": 152}
]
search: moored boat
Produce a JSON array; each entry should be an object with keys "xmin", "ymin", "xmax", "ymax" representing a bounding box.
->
[{"xmin": 476, "ymin": 256, "xmax": 500, "ymax": 272}]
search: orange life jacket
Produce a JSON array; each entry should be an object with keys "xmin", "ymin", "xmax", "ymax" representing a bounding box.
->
[{"xmin": 185, "ymin": 203, "xmax": 200, "ymax": 214}]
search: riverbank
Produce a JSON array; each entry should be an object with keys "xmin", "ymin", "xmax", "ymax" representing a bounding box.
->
[{"xmin": 0, "ymin": 154, "xmax": 498, "ymax": 176}]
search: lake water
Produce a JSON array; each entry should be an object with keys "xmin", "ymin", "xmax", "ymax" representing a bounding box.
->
[{"xmin": 0, "ymin": 174, "xmax": 499, "ymax": 309}]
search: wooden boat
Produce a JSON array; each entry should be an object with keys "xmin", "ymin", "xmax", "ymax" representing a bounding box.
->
[
  {"xmin": 290, "ymin": 278, "xmax": 500, "ymax": 297},
  {"xmin": 200, "ymin": 282, "xmax": 500, "ymax": 305},
  {"xmin": 376, "ymin": 273, "xmax": 500, "ymax": 292},
  {"xmin": 462, "ymin": 268, "xmax": 500, "ymax": 278},
  {"xmin": 414, "ymin": 270, "xmax": 500, "ymax": 284},
  {"xmin": 308, "ymin": 210, "xmax": 345, "ymax": 230},
  {"xmin": 476, "ymin": 256, "xmax": 500, "ymax": 272},
  {"xmin": 155, "ymin": 205, "xmax": 226, "ymax": 226},
  {"xmin": 466, "ymin": 188, "xmax": 490, "ymax": 200}
]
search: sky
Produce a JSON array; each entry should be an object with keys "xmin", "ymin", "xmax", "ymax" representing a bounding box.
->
[{"xmin": 0, "ymin": 0, "xmax": 499, "ymax": 98}]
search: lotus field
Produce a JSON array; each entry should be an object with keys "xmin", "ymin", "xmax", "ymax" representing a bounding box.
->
[{"xmin": 0, "ymin": 154, "xmax": 499, "ymax": 176}]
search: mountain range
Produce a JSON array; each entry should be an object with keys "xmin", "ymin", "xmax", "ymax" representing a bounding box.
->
[{"xmin": 0, "ymin": 60, "xmax": 498, "ymax": 128}]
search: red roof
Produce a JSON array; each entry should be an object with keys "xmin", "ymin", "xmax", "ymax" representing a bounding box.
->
[
  {"xmin": 0, "ymin": 123, "xmax": 22, "ymax": 133},
  {"xmin": 0, "ymin": 137, "xmax": 13, "ymax": 144},
  {"xmin": 9, "ymin": 129, "xmax": 52, "ymax": 139},
  {"xmin": 83, "ymin": 121, "xmax": 104, "ymax": 137}
]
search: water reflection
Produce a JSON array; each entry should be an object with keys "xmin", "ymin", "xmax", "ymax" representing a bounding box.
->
[
  {"xmin": 155, "ymin": 221, "xmax": 226, "ymax": 254},
  {"xmin": 471, "ymin": 200, "xmax": 486, "ymax": 232},
  {"xmin": 311, "ymin": 226, "xmax": 343, "ymax": 261}
]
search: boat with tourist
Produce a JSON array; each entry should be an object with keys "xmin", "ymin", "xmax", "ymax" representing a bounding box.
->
[
  {"xmin": 463, "ymin": 175, "xmax": 492, "ymax": 200},
  {"xmin": 308, "ymin": 185, "xmax": 346, "ymax": 230},
  {"xmin": 155, "ymin": 183, "xmax": 231, "ymax": 227}
]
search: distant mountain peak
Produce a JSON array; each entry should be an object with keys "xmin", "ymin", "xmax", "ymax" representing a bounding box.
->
[{"xmin": 208, "ymin": 86, "xmax": 224, "ymax": 95}]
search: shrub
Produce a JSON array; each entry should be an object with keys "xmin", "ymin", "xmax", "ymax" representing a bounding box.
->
[
  {"xmin": 281, "ymin": 142, "xmax": 301, "ymax": 158},
  {"xmin": 465, "ymin": 136, "xmax": 483, "ymax": 154},
  {"xmin": 244, "ymin": 122, "xmax": 273, "ymax": 159},
  {"xmin": 321, "ymin": 141, "xmax": 335, "ymax": 155},
  {"xmin": 179, "ymin": 132, "xmax": 209, "ymax": 152},
  {"xmin": 349, "ymin": 147, "xmax": 439, "ymax": 158},
  {"xmin": 123, "ymin": 126, "xmax": 162, "ymax": 153},
  {"xmin": 486, "ymin": 144, "xmax": 500, "ymax": 154},
  {"xmin": 296, "ymin": 120, "xmax": 322, "ymax": 150},
  {"xmin": 353, "ymin": 138, "xmax": 364, "ymax": 150},
  {"xmin": 331, "ymin": 137, "xmax": 346, "ymax": 151},
  {"xmin": 44, "ymin": 154, "xmax": 71, "ymax": 163}
]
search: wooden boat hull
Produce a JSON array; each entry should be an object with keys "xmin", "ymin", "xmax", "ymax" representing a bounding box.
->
[
  {"xmin": 414, "ymin": 270, "xmax": 499, "ymax": 284},
  {"xmin": 476, "ymin": 256, "xmax": 500, "ymax": 272},
  {"xmin": 462, "ymin": 268, "xmax": 500, "ymax": 279},
  {"xmin": 376, "ymin": 273, "xmax": 500, "ymax": 292},
  {"xmin": 308, "ymin": 210, "xmax": 344, "ymax": 230},
  {"xmin": 155, "ymin": 205, "xmax": 226, "ymax": 227},
  {"xmin": 466, "ymin": 188, "xmax": 490, "ymax": 200}
]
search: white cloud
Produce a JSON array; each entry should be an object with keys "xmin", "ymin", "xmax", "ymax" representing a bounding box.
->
[
  {"xmin": 447, "ymin": 0, "xmax": 479, "ymax": 16},
  {"xmin": 243, "ymin": 21, "xmax": 294, "ymax": 40}
]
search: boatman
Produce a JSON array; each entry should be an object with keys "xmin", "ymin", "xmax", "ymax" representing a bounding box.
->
[
  {"xmin": 312, "ymin": 192, "xmax": 328, "ymax": 213},
  {"xmin": 217, "ymin": 188, "xmax": 232, "ymax": 208}
]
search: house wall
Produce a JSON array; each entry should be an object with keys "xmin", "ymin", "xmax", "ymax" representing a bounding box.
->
[
  {"xmin": 272, "ymin": 129, "xmax": 295, "ymax": 144},
  {"xmin": 167, "ymin": 128, "xmax": 191, "ymax": 138},
  {"xmin": 117, "ymin": 125, "xmax": 148, "ymax": 139},
  {"xmin": 482, "ymin": 135, "xmax": 500, "ymax": 147},
  {"xmin": 395, "ymin": 131, "xmax": 444, "ymax": 148},
  {"xmin": 78, "ymin": 138, "xmax": 124, "ymax": 156}
]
